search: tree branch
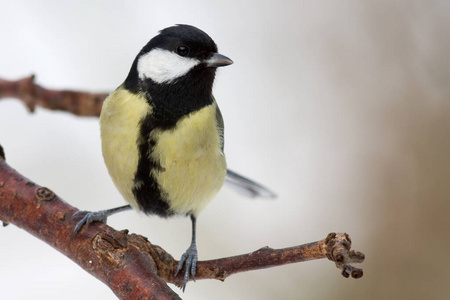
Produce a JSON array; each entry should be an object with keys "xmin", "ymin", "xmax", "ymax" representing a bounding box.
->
[
  {"xmin": 0, "ymin": 144, "xmax": 364, "ymax": 299},
  {"xmin": 0, "ymin": 75, "xmax": 106, "ymax": 116},
  {"xmin": 0, "ymin": 77, "xmax": 365, "ymax": 298},
  {"xmin": 0, "ymin": 148, "xmax": 180, "ymax": 299}
]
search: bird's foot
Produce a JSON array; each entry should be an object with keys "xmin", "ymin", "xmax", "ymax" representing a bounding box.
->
[
  {"xmin": 71, "ymin": 210, "xmax": 109, "ymax": 238},
  {"xmin": 175, "ymin": 243, "xmax": 198, "ymax": 292},
  {"xmin": 71, "ymin": 205, "xmax": 132, "ymax": 239}
]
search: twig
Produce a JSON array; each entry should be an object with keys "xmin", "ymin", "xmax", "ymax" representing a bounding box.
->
[
  {"xmin": 0, "ymin": 145, "xmax": 364, "ymax": 299},
  {"xmin": 0, "ymin": 76, "xmax": 106, "ymax": 116}
]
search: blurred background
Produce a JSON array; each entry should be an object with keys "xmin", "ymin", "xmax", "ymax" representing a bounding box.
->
[{"xmin": 1, "ymin": 1, "xmax": 449, "ymax": 299}]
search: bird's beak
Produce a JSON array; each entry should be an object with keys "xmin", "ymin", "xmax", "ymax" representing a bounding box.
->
[{"xmin": 205, "ymin": 53, "xmax": 233, "ymax": 67}]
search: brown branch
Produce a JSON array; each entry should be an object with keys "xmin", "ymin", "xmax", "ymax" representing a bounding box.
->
[
  {"xmin": 0, "ymin": 144, "xmax": 364, "ymax": 299},
  {"xmin": 0, "ymin": 76, "xmax": 106, "ymax": 116},
  {"xmin": 0, "ymin": 146, "xmax": 179, "ymax": 299}
]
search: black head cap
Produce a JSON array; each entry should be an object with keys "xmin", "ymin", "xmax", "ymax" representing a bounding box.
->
[{"xmin": 151, "ymin": 24, "xmax": 219, "ymax": 60}]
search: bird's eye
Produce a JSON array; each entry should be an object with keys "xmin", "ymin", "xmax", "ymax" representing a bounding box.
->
[{"xmin": 176, "ymin": 45, "xmax": 189, "ymax": 57}]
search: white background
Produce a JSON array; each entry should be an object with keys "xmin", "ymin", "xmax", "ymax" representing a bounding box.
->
[{"xmin": 1, "ymin": 1, "xmax": 450, "ymax": 299}]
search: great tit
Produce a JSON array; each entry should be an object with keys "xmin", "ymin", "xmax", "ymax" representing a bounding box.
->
[{"xmin": 73, "ymin": 24, "xmax": 275, "ymax": 290}]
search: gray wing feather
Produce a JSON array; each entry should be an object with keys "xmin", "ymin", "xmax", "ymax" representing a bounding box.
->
[
  {"xmin": 225, "ymin": 169, "xmax": 276, "ymax": 198},
  {"xmin": 214, "ymin": 99, "xmax": 225, "ymax": 153}
]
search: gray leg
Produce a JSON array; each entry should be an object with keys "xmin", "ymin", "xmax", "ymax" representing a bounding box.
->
[
  {"xmin": 72, "ymin": 205, "xmax": 132, "ymax": 238},
  {"xmin": 175, "ymin": 214, "xmax": 198, "ymax": 291}
]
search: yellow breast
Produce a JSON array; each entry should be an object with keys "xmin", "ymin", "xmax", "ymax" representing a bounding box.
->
[
  {"xmin": 150, "ymin": 103, "xmax": 227, "ymax": 216},
  {"xmin": 100, "ymin": 87, "xmax": 151, "ymax": 209}
]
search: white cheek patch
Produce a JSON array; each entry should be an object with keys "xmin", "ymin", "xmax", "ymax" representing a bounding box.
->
[{"xmin": 137, "ymin": 48, "xmax": 201, "ymax": 84}]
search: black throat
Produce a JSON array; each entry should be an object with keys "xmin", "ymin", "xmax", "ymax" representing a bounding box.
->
[{"xmin": 126, "ymin": 62, "xmax": 216, "ymax": 129}]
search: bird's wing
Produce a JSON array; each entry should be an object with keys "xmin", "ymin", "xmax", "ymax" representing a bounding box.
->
[
  {"xmin": 225, "ymin": 169, "xmax": 276, "ymax": 198},
  {"xmin": 213, "ymin": 97, "xmax": 225, "ymax": 153}
]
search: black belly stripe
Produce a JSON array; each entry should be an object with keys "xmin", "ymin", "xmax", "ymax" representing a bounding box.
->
[{"xmin": 132, "ymin": 113, "xmax": 174, "ymax": 217}]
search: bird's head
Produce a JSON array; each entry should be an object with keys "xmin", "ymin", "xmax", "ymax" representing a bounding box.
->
[{"xmin": 125, "ymin": 24, "xmax": 233, "ymax": 92}]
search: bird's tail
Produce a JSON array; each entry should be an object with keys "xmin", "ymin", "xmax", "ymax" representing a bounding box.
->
[{"xmin": 225, "ymin": 169, "xmax": 276, "ymax": 199}]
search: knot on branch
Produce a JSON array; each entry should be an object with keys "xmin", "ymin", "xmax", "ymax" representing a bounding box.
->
[
  {"xmin": 0, "ymin": 75, "xmax": 40, "ymax": 112},
  {"xmin": 92, "ymin": 230, "xmax": 130, "ymax": 266},
  {"xmin": 35, "ymin": 187, "xmax": 55, "ymax": 202},
  {"xmin": 325, "ymin": 232, "xmax": 365, "ymax": 279},
  {"xmin": 17, "ymin": 75, "xmax": 38, "ymax": 112}
]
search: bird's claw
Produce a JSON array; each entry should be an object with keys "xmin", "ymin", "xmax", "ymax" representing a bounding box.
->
[
  {"xmin": 175, "ymin": 243, "xmax": 198, "ymax": 292},
  {"xmin": 71, "ymin": 210, "xmax": 109, "ymax": 239}
]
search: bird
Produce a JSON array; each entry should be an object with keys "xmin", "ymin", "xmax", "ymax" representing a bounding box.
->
[{"xmin": 72, "ymin": 24, "xmax": 275, "ymax": 290}]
